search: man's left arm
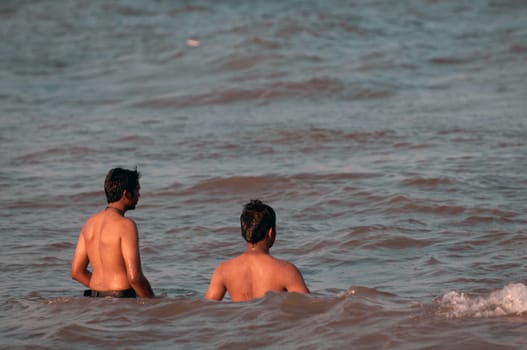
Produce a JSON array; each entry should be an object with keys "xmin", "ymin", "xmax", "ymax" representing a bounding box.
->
[
  {"xmin": 121, "ymin": 219, "xmax": 155, "ymax": 298},
  {"xmin": 285, "ymin": 263, "xmax": 310, "ymax": 294}
]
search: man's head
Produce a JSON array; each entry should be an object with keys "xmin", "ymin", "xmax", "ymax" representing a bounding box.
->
[
  {"xmin": 240, "ymin": 199, "xmax": 276, "ymax": 245},
  {"xmin": 104, "ymin": 168, "xmax": 141, "ymax": 208}
]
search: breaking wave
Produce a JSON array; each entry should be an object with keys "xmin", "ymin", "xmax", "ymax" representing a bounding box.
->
[{"xmin": 437, "ymin": 283, "xmax": 527, "ymax": 318}]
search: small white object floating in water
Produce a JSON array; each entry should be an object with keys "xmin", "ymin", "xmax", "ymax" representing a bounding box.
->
[{"xmin": 186, "ymin": 39, "xmax": 200, "ymax": 47}]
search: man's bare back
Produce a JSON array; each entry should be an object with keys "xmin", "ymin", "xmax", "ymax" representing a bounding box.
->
[
  {"xmin": 205, "ymin": 200, "xmax": 309, "ymax": 302},
  {"xmin": 78, "ymin": 209, "xmax": 141, "ymax": 291},
  {"xmin": 71, "ymin": 168, "xmax": 154, "ymax": 298},
  {"xmin": 205, "ymin": 250, "xmax": 308, "ymax": 302}
]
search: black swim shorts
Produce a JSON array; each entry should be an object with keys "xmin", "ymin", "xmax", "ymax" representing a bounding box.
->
[{"xmin": 83, "ymin": 288, "xmax": 137, "ymax": 298}]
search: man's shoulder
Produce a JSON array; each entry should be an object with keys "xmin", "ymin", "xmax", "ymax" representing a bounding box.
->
[
  {"xmin": 219, "ymin": 255, "xmax": 243, "ymax": 267},
  {"xmin": 214, "ymin": 254, "xmax": 249, "ymax": 273},
  {"xmin": 87, "ymin": 210, "xmax": 136, "ymax": 224},
  {"xmin": 83, "ymin": 211, "xmax": 103, "ymax": 228},
  {"xmin": 218, "ymin": 253, "xmax": 298, "ymax": 271},
  {"xmin": 83, "ymin": 211, "xmax": 136, "ymax": 237},
  {"xmin": 245, "ymin": 253, "xmax": 298, "ymax": 271},
  {"xmin": 269, "ymin": 256, "xmax": 302, "ymax": 274}
]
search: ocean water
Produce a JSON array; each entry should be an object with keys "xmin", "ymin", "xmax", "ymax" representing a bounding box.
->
[{"xmin": 1, "ymin": 0, "xmax": 527, "ymax": 349}]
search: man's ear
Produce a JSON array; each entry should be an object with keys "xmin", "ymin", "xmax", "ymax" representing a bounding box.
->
[{"xmin": 267, "ymin": 228, "xmax": 275, "ymax": 248}]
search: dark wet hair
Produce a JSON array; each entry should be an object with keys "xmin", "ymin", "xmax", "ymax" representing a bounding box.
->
[
  {"xmin": 104, "ymin": 167, "xmax": 140, "ymax": 203},
  {"xmin": 240, "ymin": 199, "xmax": 276, "ymax": 244}
]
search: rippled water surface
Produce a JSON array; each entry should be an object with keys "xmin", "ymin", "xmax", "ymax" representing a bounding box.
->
[{"xmin": 1, "ymin": 0, "xmax": 527, "ymax": 349}]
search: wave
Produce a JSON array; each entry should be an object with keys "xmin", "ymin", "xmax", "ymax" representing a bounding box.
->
[
  {"xmin": 170, "ymin": 172, "xmax": 380, "ymax": 198},
  {"xmin": 362, "ymin": 235, "xmax": 436, "ymax": 249},
  {"xmin": 133, "ymin": 77, "xmax": 396, "ymax": 109},
  {"xmin": 337, "ymin": 286, "xmax": 396, "ymax": 298},
  {"xmin": 401, "ymin": 176, "xmax": 456, "ymax": 187},
  {"xmin": 13, "ymin": 146, "xmax": 97, "ymax": 165},
  {"xmin": 133, "ymin": 77, "xmax": 344, "ymax": 108},
  {"xmin": 380, "ymin": 195, "xmax": 466, "ymax": 216},
  {"xmin": 6, "ymin": 190, "xmax": 103, "ymax": 209},
  {"xmin": 181, "ymin": 175, "xmax": 294, "ymax": 196},
  {"xmin": 429, "ymin": 56, "xmax": 474, "ymax": 65},
  {"xmin": 510, "ymin": 43, "xmax": 527, "ymax": 53},
  {"xmin": 272, "ymin": 128, "xmax": 397, "ymax": 146},
  {"xmin": 436, "ymin": 283, "xmax": 527, "ymax": 318}
]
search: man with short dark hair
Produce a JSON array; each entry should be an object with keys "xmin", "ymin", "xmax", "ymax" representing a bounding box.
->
[
  {"xmin": 71, "ymin": 168, "xmax": 154, "ymax": 298},
  {"xmin": 205, "ymin": 199, "xmax": 309, "ymax": 302}
]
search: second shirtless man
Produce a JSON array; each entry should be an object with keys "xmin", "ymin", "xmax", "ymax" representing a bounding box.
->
[{"xmin": 205, "ymin": 199, "xmax": 309, "ymax": 302}]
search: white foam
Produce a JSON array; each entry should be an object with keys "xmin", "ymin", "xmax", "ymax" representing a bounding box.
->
[{"xmin": 438, "ymin": 283, "xmax": 527, "ymax": 318}]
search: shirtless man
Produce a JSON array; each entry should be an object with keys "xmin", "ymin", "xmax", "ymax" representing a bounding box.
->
[
  {"xmin": 71, "ymin": 168, "xmax": 154, "ymax": 298},
  {"xmin": 205, "ymin": 200, "xmax": 309, "ymax": 302}
]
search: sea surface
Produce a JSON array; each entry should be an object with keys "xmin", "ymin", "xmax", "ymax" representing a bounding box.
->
[{"xmin": 1, "ymin": 0, "xmax": 527, "ymax": 349}]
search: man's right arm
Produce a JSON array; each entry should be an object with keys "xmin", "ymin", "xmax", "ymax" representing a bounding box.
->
[
  {"xmin": 121, "ymin": 219, "xmax": 154, "ymax": 298},
  {"xmin": 204, "ymin": 265, "xmax": 227, "ymax": 301},
  {"xmin": 71, "ymin": 231, "xmax": 92, "ymax": 287}
]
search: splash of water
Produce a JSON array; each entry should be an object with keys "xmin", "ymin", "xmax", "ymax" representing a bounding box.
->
[{"xmin": 438, "ymin": 283, "xmax": 527, "ymax": 318}]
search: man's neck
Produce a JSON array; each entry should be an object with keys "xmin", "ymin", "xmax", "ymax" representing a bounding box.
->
[
  {"xmin": 106, "ymin": 204, "xmax": 126, "ymax": 215},
  {"xmin": 245, "ymin": 242, "xmax": 270, "ymax": 254}
]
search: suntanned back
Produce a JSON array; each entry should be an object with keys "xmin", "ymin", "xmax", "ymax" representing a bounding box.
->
[
  {"xmin": 204, "ymin": 200, "xmax": 309, "ymax": 302},
  {"xmin": 82, "ymin": 210, "xmax": 133, "ymax": 291},
  {"xmin": 221, "ymin": 252, "xmax": 305, "ymax": 302}
]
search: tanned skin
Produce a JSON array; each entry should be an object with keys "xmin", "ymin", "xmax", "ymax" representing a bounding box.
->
[
  {"xmin": 205, "ymin": 228, "xmax": 309, "ymax": 302},
  {"xmin": 71, "ymin": 182, "xmax": 154, "ymax": 297}
]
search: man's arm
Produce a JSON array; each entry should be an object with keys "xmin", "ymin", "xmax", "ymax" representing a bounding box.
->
[
  {"xmin": 204, "ymin": 265, "xmax": 227, "ymax": 301},
  {"xmin": 120, "ymin": 219, "xmax": 154, "ymax": 298},
  {"xmin": 71, "ymin": 231, "xmax": 92, "ymax": 287},
  {"xmin": 284, "ymin": 263, "xmax": 310, "ymax": 294}
]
